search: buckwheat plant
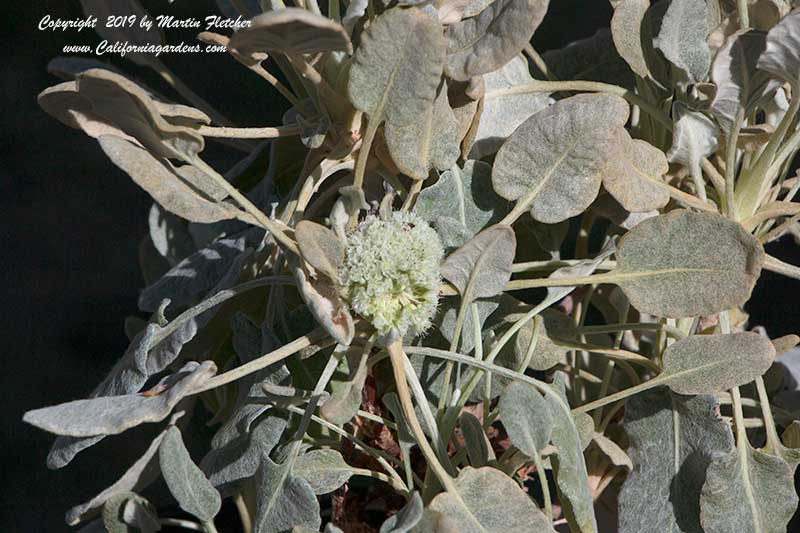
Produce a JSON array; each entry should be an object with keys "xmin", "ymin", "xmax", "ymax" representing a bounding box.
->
[{"xmin": 25, "ymin": 0, "xmax": 800, "ymax": 531}]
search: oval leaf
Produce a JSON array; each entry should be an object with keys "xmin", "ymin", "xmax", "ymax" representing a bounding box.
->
[
  {"xmin": 499, "ymin": 381, "xmax": 553, "ymax": 457},
  {"xmin": 492, "ymin": 93, "xmax": 630, "ymax": 224},
  {"xmin": 654, "ymin": 0, "xmax": 711, "ymax": 82},
  {"xmin": 441, "ymin": 225, "xmax": 516, "ymax": 300},
  {"xmin": 615, "ymin": 210, "xmax": 764, "ymax": 317},
  {"xmin": 293, "ymin": 449, "xmax": 354, "ymax": 495},
  {"xmin": 603, "ymin": 129, "xmax": 670, "ymax": 213},
  {"xmin": 611, "ymin": 0, "xmax": 651, "ymax": 78},
  {"xmin": 296, "ymin": 220, "xmax": 345, "ymax": 281}
]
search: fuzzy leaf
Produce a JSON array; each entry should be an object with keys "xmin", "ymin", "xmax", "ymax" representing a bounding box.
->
[
  {"xmin": 296, "ymin": 221, "xmax": 344, "ymax": 281},
  {"xmin": 492, "ymin": 93, "xmax": 630, "ymax": 224},
  {"xmin": 654, "ymin": 0, "xmax": 711, "ymax": 81},
  {"xmin": 385, "ymin": 82, "xmax": 460, "ymax": 180},
  {"xmin": 610, "ymin": 0, "xmax": 650, "ymax": 77},
  {"xmin": 499, "ymin": 381, "xmax": 553, "ymax": 457},
  {"xmin": 254, "ymin": 453, "xmax": 321, "ymax": 533},
  {"xmin": 159, "ymin": 427, "xmax": 221, "ymax": 522},
  {"xmin": 615, "ymin": 210, "xmax": 765, "ymax": 317},
  {"xmin": 592, "ymin": 433, "xmax": 632, "ymax": 469},
  {"xmin": 379, "ymin": 492, "xmax": 423, "ymax": 533},
  {"xmin": 710, "ymin": 30, "xmax": 774, "ymax": 134},
  {"xmin": 414, "ymin": 161, "xmax": 509, "ymax": 249},
  {"xmin": 700, "ymin": 444, "xmax": 798, "ymax": 533},
  {"xmin": 757, "ymin": 8, "xmax": 800, "ymax": 87},
  {"xmin": 441, "ymin": 225, "xmax": 516, "ymax": 300},
  {"xmin": 445, "ymin": 0, "xmax": 549, "ymax": 81},
  {"xmin": 666, "ymin": 103, "xmax": 720, "ymax": 179},
  {"xmin": 99, "ymin": 136, "xmax": 241, "ymax": 224},
  {"xmin": 228, "ymin": 8, "xmax": 352, "ymax": 56},
  {"xmin": 619, "ymin": 388, "xmax": 734, "ymax": 533},
  {"xmin": 24, "ymin": 362, "xmax": 216, "ymax": 437},
  {"xmin": 321, "ymin": 344, "xmax": 369, "ymax": 425},
  {"xmin": 661, "ymin": 332, "xmax": 776, "ymax": 394},
  {"xmin": 348, "ymin": 8, "xmax": 445, "ymax": 129},
  {"xmin": 603, "ymin": 129, "xmax": 670, "ymax": 213},
  {"xmin": 428, "ymin": 466, "xmax": 555, "ymax": 532},
  {"xmin": 293, "ymin": 266, "xmax": 354, "ymax": 346},
  {"xmin": 541, "ymin": 29, "xmax": 634, "ymax": 87},
  {"xmin": 293, "ymin": 449, "xmax": 353, "ymax": 495},
  {"xmin": 511, "ymin": 309, "xmax": 577, "ymax": 371},
  {"xmin": 468, "ymin": 54, "xmax": 552, "ymax": 159},
  {"xmin": 547, "ymin": 372, "xmax": 597, "ymax": 532}
]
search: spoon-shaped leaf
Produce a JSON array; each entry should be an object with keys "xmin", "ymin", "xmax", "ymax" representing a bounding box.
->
[
  {"xmin": 610, "ymin": 0, "xmax": 651, "ymax": 78},
  {"xmin": 228, "ymin": 8, "xmax": 352, "ymax": 56},
  {"xmin": 293, "ymin": 449, "xmax": 354, "ymax": 495},
  {"xmin": 428, "ymin": 466, "xmax": 555, "ymax": 532},
  {"xmin": 615, "ymin": 210, "xmax": 764, "ymax": 317},
  {"xmin": 603, "ymin": 129, "xmax": 670, "ymax": 213},
  {"xmin": 348, "ymin": 8, "xmax": 445, "ymax": 129},
  {"xmin": 159, "ymin": 427, "xmax": 221, "ymax": 522},
  {"xmin": 492, "ymin": 93, "xmax": 629, "ymax": 224},
  {"xmin": 661, "ymin": 332, "xmax": 776, "ymax": 395},
  {"xmin": 441, "ymin": 225, "xmax": 516, "ymax": 300},
  {"xmin": 445, "ymin": 0, "xmax": 550, "ymax": 81}
]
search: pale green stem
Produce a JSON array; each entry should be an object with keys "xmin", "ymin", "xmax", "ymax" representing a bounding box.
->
[
  {"xmin": 197, "ymin": 124, "xmax": 305, "ymax": 139},
  {"xmin": 755, "ymin": 376, "xmax": 782, "ymax": 451},
  {"xmin": 531, "ymin": 449, "xmax": 553, "ymax": 522}
]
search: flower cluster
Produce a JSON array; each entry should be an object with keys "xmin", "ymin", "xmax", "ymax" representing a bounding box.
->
[{"xmin": 339, "ymin": 211, "xmax": 443, "ymax": 336}]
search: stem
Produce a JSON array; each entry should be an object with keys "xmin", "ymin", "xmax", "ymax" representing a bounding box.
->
[
  {"xmin": 202, "ymin": 520, "xmax": 220, "ymax": 533},
  {"xmin": 197, "ymin": 124, "xmax": 305, "ymax": 139},
  {"xmin": 531, "ymin": 449, "xmax": 553, "ymax": 522},
  {"xmin": 194, "ymin": 330, "xmax": 327, "ymax": 393},
  {"xmin": 353, "ymin": 122, "xmax": 378, "ymax": 191},
  {"xmin": 724, "ymin": 107, "xmax": 746, "ymax": 218},
  {"xmin": 234, "ymin": 492, "xmax": 253, "ymax": 533},
  {"xmin": 513, "ymin": 259, "xmax": 617, "ymax": 273},
  {"xmin": 737, "ymin": 0, "xmax": 750, "ymax": 28},
  {"xmin": 524, "ymin": 44, "xmax": 556, "ymax": 81},
  {"xmin": 160, "ymin": 518, "xmax": 204, "ymax": 531},
  {"xmin": 577, "ymin": 322, "xmax": 685, "ymax": 339},
  {"xmin": 764, "ymin": 254, "xmax": 800, "ymax": 280},
  {"xmin": 755, "ymin": 376, "xmax": 782, "ymax": 451},
  {"xmin": 387, "ymin": 339, "xmax": 458, "ymax": 493}
]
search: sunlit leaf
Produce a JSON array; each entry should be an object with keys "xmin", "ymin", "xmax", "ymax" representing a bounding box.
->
[
  {"xmin": 492, "ymin": 93, "xmax": 629, "ymax": 224},
  {"xmin": 445, "ymin": 0, "xmax": 550, "ymax": 81},
  {"xmin": 615, "ymin": 210, "xmax": 764, "ymax": 317},
  {"xmin": 296, "ymin": 220, "xmax": 344, "ymax": 281},
  {"xmin": 293, "ymin": 449, "xmax": 353, "ymax": 495},
  {"xmin": 254, "ymin": 452, "xmax": 321, "ymax": 533},
  {"xmin": 604, "ymin": 129, "xmax": 670, "ymax": 213},
  {"xmin": 293, "ymin": 266, "xmax": 354, "ymax": 346},
  {"xmin": 498, "ymin": 381, "xmax": 552, "ymax": 458},
  {"xmin": 511, "ymin": 308, "xmax": 577, "ymax": 371},
  {"xmin": 666, "ymin": 103, "xmax": 720, "ymax": 181},
  {"xmin": 321, "ymin": 344, "xmax": 369, "ymax": 425},
  {"xmin": 229, "ymin": 8, "xmax": 352, "ymax": 56},
  {"xmin": 654, "ymin": 0, "xmax": 711, "ymax": 82},
  {"xmin": 441, "ymin": 225, "xmax": 516, "ymax": 300},
  {"xmin": 611, "ymin": 0, "xmax": 650, "ymax": 78},
  {"xmin": 427, "ymin": 466, "xmax": 555, "ymax": 532}
]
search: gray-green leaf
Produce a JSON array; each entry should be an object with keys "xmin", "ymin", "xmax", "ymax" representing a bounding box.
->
[
  {"xmin": 610, "ymin": 0, "xmax": 651, "ymax": 78},
  {"xmin": 159, "ymin": 427, "xmax": 221, "ymax": 522},
  {"xmin": 348, "ymin": 8, "xmax": 445, "ymax": 129},
  {"xmin": 445, "ymin": 0, "xmax": 550, "ymax": 81},
  {"xmin": 614, "ymin": 210, "xmax": 764, "ymax": 317},
  {"xmin": 296, "ymin": 220, "xmax": 344, "ymax": 281},
  {"xmin": 661, "ymin": 332, "xmax": 776, "ymax": 394},
  {"xmin": 492, "ymin": 93, "xmax": 629, "ymax": 224},
  {"xmin": 441, "ymin": 225, "xmax": 516, "ymax": 300},
  {"xmin": 499, "ymin": 381, "xmax": 553, "ymax": 457},
  {"xmin": 293, "ymin": 449, "xmax": 353, "ymax": 495},
  {"xmin": 654, "ymin": 0, "xmax": 711, "ymax": 82},
  {"xmin": 427, "ymin": 466, "xmax": 555, "ymax": 532},
  {"xmin": 757, "ymin": 8, "xmax": 800, "ymax": 87},
  {"xmin": 459, "ymin": 412, "xmax": 491, "ymax": 467},
  {"xmin": 603, "ymin": 129, "xmax": 670, "ymax": 213},
  {"xmin": 254, "ymin": 453, "xmax": 321, "ymax": 533},
  {"xmin": 380, "ymin": 492, "xmax": 423, "ymax": 533}
]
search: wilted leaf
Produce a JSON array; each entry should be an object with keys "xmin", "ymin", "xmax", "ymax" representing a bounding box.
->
[
  {"xmin": 254, "ymin": 453, "xmax": 321, "ymax": 533},
  {"xmin": 414, "ymin": 161, "xmax": 509, "ymax": 249},
  {"xmin": 611, "ymin": 0, "xmax": 650, "ymax": 78},
  {"xmin": 24, "ymin": 361, "xmax": 216, "ymax": 437},
  {"xmin": 666, "ymin": 103, "xmax": 720, "ymax": 180},
  {"xmin": 654, "ymin": 0, "xmax": 711, "ymax": 82},
  {"xmin": 710, "ymin": 30, "xmax": 774, "ymax": 134},
  {"xmin": 99, "ymin": 136, "xmax": 242, "ymax": 225},
  {"xmin": 459, "ymin": 412, "xmax": 490, "ymax": 467},
  {"xmin": 445, "ymin": 0, "xmax": 549, "ymax": 81},
  {"xmin": 468, "ymin": 55, "xmax": 552, "ymax": 159},
  {"xmin": 348, "ymin": 8, "xmax": 445, "ymax": 130},
  {"xmin": 492, "ymin": 93, "xmax": 629, "ymax": 224},
  {"xmin": 379, "ymin": 492, "xmax": 423, "ymax": 532},
  {"xmin": 293, "ymin": 266, "xmax": 354, "ymax": 346},
  {"xmin": 441, "ymin": 225, "xmax": 516, "ymax": 300},
  {"xmin": 228, "ymin": 8, "xmax": 352, "ymax": 56},
  {"xmin": 296, "ymin": 221, "xmax": 344, "ymax": 281},
  {"xmin": 603, "ymin": 129, "xmax": 670, "ymax": 213},
  {"xmin": 498, "ymin": 381, "xmax": 553, "ymax": 458},
  {"xmin": 385, "ymin": 82, "xmax": 460, "ymax": 180},
  {"xmin": 757, "ymin": 8, "xmax": 800, "ymax": 87},
  {"xmin": 293, "ymin": 449, "xmax": 353, "ymax": 495},
  {"xmin": 159, "ymin": 427, "xmax": 221, "ymax": 522},
  {"xmin": 700, "ymin": 444, "xmax": 798, "ymax": 533},
  {"xmin": 619, "ymin": 388, "xmax": 734, "ymax": 533},
  {"xmin": 547, "ymin": 372, "xmax": 597, "ymax": 532},
  {"xmin": 428, "ymin": 466, "xmax": 555, "ymax": 532},
  {"xmin": 614, "ymin": 210, "xmax": 764, "ymax": 317},
  {"xmin": 659, "ymin": 332, "xmax": 775, "ymax": 394},
  {"xmin": 80, "ymin": 0, "xmax": 164, "ymax": 67}
]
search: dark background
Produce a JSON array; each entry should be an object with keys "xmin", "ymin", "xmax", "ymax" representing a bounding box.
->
[{"xmin": 2, "ymin": 1, "xmax": 798, "ymax": 531}]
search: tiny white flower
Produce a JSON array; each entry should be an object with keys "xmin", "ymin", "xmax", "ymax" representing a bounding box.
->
[{"xmin": 339, "ymin": 211, "xmax": 443, "ymax": 336}]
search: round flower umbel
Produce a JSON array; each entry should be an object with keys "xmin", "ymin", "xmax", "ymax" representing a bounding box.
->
[{"xmin": 339, "ymin": 211, "xmax": 443, "ymax": 337}]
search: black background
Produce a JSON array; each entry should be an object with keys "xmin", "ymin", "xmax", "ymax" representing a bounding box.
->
[{"xmin": 2, "ymin": 1, "xmax": 799, "ymax": 531}]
